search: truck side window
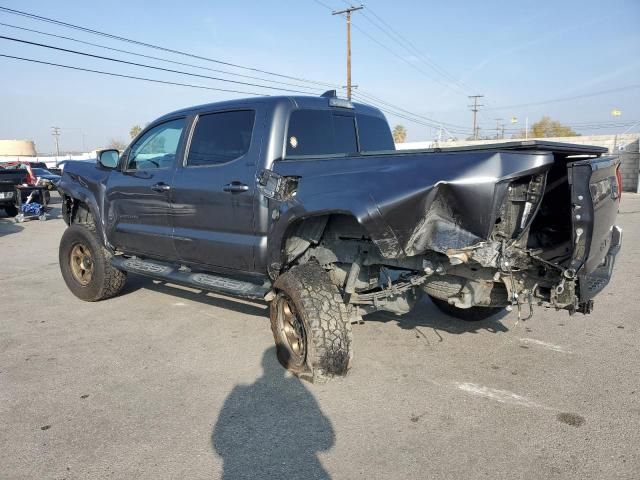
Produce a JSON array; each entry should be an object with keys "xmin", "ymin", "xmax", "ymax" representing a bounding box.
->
[
  {"xmin": 286, "ymin": 110, "xmax": 358, "ymax": 156},
  {"xmin": 127, "ymin": 118, "xmax": 185, "ymax": 170},
  {"xmin": 186, "ymin": 110, "xmax": 255, "ymax": 167},
  {"xmin": 356, "ymin": 114, "xmax": 395, "ymax": 151}
]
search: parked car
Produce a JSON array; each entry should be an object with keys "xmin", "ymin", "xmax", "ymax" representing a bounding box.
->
[
  {"xmin": 56, "ymin": 93, "xmax": 622, "ymax": 382},
  {"xmin": 0, "ymin": 168, "xmax": 29, "ymax": 217},
  {"xmin": 31, "ymin": 167, "xmax": 61, "ymax": 190},
  {"xmin": 0, "ymin": 161, "xmax": 48, "ymax": 186}
]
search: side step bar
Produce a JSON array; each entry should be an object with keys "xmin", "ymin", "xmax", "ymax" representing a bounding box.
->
[{"xmin": 111, "ymin": 257, "xmax": 270, "ymax": 300}]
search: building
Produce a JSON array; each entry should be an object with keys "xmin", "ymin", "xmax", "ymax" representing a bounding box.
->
[{"xmin": 0, "ymin": 139, "xmax": 36, "ymax": 157}]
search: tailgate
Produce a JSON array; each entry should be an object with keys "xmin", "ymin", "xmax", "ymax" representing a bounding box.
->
[{"xmin": 567, "ymin": 155, "xmax": 622, "ymax": 304}]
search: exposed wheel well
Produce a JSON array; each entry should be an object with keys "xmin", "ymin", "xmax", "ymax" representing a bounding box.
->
[
  {"xmin": 62, "ymin": 195, "xmax": 95, "ymax": 228},
  {"xmin": 281, "ymin": 214, "xmax": 370, "ymax": 268}
]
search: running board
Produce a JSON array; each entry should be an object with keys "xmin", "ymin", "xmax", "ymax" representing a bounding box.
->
[{"xmin": 111, "ymin": 257, "xmax": 270, "ymax": 300}]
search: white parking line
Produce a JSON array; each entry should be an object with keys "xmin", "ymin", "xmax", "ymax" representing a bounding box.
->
[
  {"xmin": 454, "ymin": 382, "xmax": 548, "ymax": 409},
  {"xmin": 519, "ymin": 337, "xmax": 571, "ymax": 353}
]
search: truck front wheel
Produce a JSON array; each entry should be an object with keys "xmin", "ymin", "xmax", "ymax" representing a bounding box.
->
[
  {"xmin": 270, "ymin": 263, "xmax": 352, "ymax": 382},
  {"xmin": 59, "ymin": 224, "xmax": 127, "ymax": 301}
]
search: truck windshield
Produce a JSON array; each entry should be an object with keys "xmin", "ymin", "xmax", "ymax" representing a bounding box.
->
[{"xmin": 286, "ymin": 109, "xmax": 394, "ymax": 157}]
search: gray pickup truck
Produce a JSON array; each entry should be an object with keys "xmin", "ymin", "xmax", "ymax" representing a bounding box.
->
[{"xmin": 57, "ymin": 91, "xmax": 622, "ymax": 381}]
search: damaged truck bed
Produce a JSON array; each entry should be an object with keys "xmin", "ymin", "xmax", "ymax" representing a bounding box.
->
[
  {"xmin": 272, "ymin": 139, "xmax": 622, "ymax": 318},
  {"xmin": 57, "ymin": 93, "xmax": 623, "ymax": 381}
]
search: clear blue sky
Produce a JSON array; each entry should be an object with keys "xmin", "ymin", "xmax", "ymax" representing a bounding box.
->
[{"xmin": 1, "ymin": 0, "xmax": 639, "ymax": 153}]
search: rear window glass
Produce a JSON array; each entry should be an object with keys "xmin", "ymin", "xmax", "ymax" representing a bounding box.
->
[
  {"xmin": 356, "ymin": 114, "xmax": 395, "ymax": 151},
  {"xmin": 286, "ymin": 110, "xmax": 358, "ymax": 156},
  {"xmin": 286, "ymin": 109, "xmax": 394, "ymax": 156}
]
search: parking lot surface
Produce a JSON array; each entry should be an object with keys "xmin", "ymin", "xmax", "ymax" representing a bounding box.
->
[{"xmin": 1, "ymin": 194, "xmax": 639, "ymax": 479}]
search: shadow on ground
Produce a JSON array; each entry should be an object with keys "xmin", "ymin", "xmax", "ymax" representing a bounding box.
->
[
  {"xmin": 0, "ymin": 217, "xmax": 23, "ymax": 237},
  {"xmin": 366, "ymin": 297, "xmax": 510, "ymax": 335},
  {"xmin": 123, "ymin": 275, "xmax": 508, "ymax": 335},
  {"xmin": 212, "ymin": 347, "xmax": 333, "ymax": 480},
  {"xmin": 122, "ymin": 274, "xmax": 268, "ymax": 318}
]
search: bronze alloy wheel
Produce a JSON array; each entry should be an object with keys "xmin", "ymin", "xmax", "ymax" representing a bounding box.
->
[
  {"xmin": 69, "ymin": 242, "xmax": 94, "ymax": 286},
  {"xmin": 276, "ymin": 295, "xmax": 307, "ymax": 367}
]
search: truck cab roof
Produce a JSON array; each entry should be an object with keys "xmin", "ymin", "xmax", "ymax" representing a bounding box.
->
[{"xmin": 155, "ymin": 95, "xmax": 386, "ymax": 123}]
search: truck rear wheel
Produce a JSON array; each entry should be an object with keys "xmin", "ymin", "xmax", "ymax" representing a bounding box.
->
[
  {"xmin": 270, "ymin": 263, "xmax": 352, "ymax": 382},
  {"xmin": 429, "ymin": 296, "xmax": 503, "ymax": 322},
  {"xmin": 59, "ymin": 224, "xmax": 127, "ymax": 302}
]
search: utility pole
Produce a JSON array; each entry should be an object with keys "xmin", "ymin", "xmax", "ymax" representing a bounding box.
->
[
  {"xmin": 468, "ymin": 95, "xmax": 484, "ymax": 140},
  {"xmin": 332, "ymin": 4, "xmax": 363, "ymax": 101},
  {"xmin": 494, "ymin": 118, "xmax": 503, "ymax": 139},
  {"xmin": 51, "ymin": 126, "xmax": 61, "ymax": 165}
]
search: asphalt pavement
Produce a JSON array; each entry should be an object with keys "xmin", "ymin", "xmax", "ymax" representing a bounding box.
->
[{"xmin": 1, "ymin": 193, "xmax": 639, "ymax": 479}]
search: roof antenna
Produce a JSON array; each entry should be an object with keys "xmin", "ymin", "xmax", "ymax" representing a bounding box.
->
[{"xmin": 321, "ymin": 90, "xmax": 337, "ymax": 98}]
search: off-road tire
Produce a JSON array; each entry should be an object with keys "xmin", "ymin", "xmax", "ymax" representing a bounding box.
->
[
  {"xmin": 59, "ymin": 224, "xmax": 126, "ymax": 301},
  {"xmin": 429, "ymin": 296, "xmax": 503, "ymax": 322},
  {"xmin": 270, "ymin": 263, "xmax": 353, "ymax": 382},
  {"xmin": 4, "ymin": 205, "xmax": 18, "ymax": 217}
]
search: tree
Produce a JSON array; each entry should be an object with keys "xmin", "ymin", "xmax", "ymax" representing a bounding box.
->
[
  {"xmin": 392, "ymin": 125, "xmax": 407, "ymax": 143},
  {"xmin": 129, "ymin": 125, "xmax": 142, "ymax": 139},
  {"xmin": 107, "ymin": 138, "xmax": 127, "ymax": 151},
  {"xmin": 531, "ymin": 116, "xmax": 579, "ymax": 138}
]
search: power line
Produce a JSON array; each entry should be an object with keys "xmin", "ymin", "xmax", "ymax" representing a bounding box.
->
[
  {"xmin": 367, "ymin": 7, "xmax": 473, "ymax": 89},
  {"xmin": 0, "ymin": 54, "xmax": 273, "ymax": 96},
  {"xmin": 0, "ymin": 5, "xmax": 340, "ymax": 88},
  {"xmin": 1, "ymin": 17, "xmax": 469, "ymax": 133},
  {"xmin": 491, "ymin": 84, "xmax": 640, "ymax": 110},
  {"xmin": 0, "ymin": 21, "xmax": 327, "ymax": 91},
  {"xmin": 349, "ymin": 20, "xmax": 462, "ymax": 95},
  {"xmin": 0, "ymin": 34, "xmax": 319, "ymax": 95},
  {"xmin": 352, "ymin": 92, "xmax": 471, "ymax": 134},
  {"xmin": 2, "ymin": 48, "xmax": 470, "ymax": 134},
  {"xmin": 353, "ymin": 91, "xmax": 470, "ymax": 132},
  {"xmin": 356, "ymin": 7, "xmax": 471, "ymax": 97},
  {"xmin": 309, "ymin": 0, "xmax": 471, "ymax": 133}
]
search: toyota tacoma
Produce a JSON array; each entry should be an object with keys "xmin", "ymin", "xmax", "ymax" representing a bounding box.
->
[{"xmin": 57, "ymin": 92, "xmax": 623, "ymax": 381}]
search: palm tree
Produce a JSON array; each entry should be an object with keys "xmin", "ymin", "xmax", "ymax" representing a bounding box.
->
[
  {"xmin": 129, "ymin": 125, "xmax": 142, "ymax": 139},
  {"xmin": 392, "ymin": 125, "xmax": 407, "ymax": 143}
]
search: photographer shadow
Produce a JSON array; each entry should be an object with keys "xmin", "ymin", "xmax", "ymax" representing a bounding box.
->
[{"xmin": 212, "ymin": 347, "xmax": 334, "ymax": 480}]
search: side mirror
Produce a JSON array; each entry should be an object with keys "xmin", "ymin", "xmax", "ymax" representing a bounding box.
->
[{"xmin": 97, "ymin": 149, "xmax": 120, "ymax": 169}]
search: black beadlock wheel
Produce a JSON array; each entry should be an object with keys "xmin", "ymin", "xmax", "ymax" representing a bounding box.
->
[
  {"xmin": 270, "ymin": 263, "xmax": 353, "ymax": 382},
  {"xmin": 59, "ymin": 224, "xmax": 127, "ymax": 302}
]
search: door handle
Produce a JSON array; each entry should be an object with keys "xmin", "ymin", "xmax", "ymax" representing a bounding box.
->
[
  {"xmin": 223, "ymin": 182, "xmax": 249, "ymax": 193},
  {"xmin": 151, "ymin": 182, "xmax": 171, "ymax": 192}
]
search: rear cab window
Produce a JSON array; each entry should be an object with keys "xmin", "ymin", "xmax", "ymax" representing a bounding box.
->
[{"xmin": 285, "ymin": 108, "xmax": 394, "ymax": 157}]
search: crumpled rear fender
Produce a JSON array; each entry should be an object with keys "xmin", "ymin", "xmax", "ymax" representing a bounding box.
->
[{"xmin": 268, "ymin": 150, "xmax": 553, "ymax": 269}]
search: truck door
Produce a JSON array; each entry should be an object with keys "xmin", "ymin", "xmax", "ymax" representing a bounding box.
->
[
  {"xmin": 105, "ymin": 117, "xmax": 186, "ymax": 259},
  {"xmin": 170, "ymin": 109, "xmax": 261, "ymax": 273}
]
